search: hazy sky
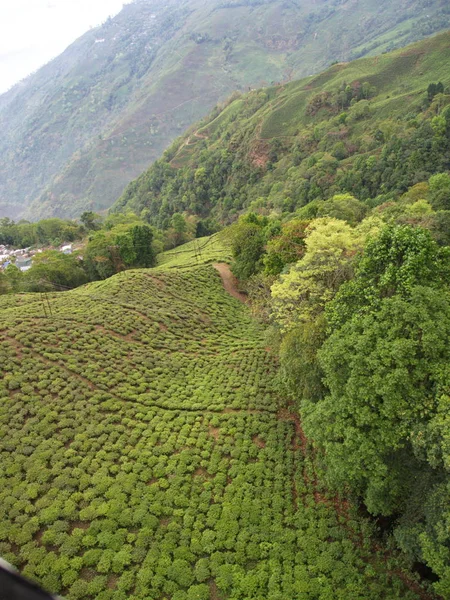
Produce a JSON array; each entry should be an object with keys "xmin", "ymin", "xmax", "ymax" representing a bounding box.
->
[{"xmin": 0, "ymin": 0, "xmax": 126, "ymax": 94}]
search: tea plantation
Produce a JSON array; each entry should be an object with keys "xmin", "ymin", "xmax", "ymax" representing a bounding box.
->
[
  {"xmin": 156, "ymin": 235, "xmax": 232, "ymax": 270},
  {"xmin": 0, "ymin": 258, "xmax": 428, "ymax": 599}
]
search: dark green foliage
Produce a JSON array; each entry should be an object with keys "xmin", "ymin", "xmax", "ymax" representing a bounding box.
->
[
  {"xmin": 130, "ymin": 225, "xmax": 156, "ymax": 268},
  {"xmin": 279, "ymin": 316, "xmax": 327, "ymax": 404},
  {"xmin": 327, "ymin": 225, "xmax": 450, "ymax": 330},
  {"xmin": 83, "ymin": 223, "xmax": 157, "ymax": 280},
  {"xmin": 228, "ymin": 214, "xmax": 268, "ymax": 280},
  {"xmin": 263, "ymin": 219, "xmax": 308, "ymax": 276},
  {"xmin": 83, "ymin": 233, "xmax": 118, "ymax": 281},
  {"xmin": 316, "ymin": 288, "xmax": 450, "ymax": 507},
  {"xmin": 0, "ymin": 218, "xmax": 84, "ymax": 248},
  {"xmin": 314, "ymin": 287, "xmax": 450, "ymax": 587},
  {"xmin": 428, "ymin": 172, "xmax": 450, "ymax": 210},
  {"xmin": 80, "ymin": 212, "xmax": 102, "ymax": 232},
  {"xmin": 427, "ymin": 81, "xmax": 445, "ymax": 102}
]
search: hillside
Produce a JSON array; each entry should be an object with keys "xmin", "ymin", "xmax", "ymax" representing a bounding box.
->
[
  {"xmin": 115, "ymin": 30, "xmax": 450, "ymax": 225},
  {"xmin": 1, "ymin": 1, "xmax": 450, "ymax": 221},
  {"xmin": 0, "ymin": 245, "xmax": 436, "ymax": 599}
]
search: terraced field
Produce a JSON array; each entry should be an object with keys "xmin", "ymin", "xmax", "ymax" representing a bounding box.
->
[{"xmin": 0, "ymin": 258, "xmax": 428, "ymax": 599}]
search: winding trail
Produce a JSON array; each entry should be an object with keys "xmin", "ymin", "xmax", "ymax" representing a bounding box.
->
[{"xmin": 213, "ymin": 263, "xmax": 247, "ymax": 303}]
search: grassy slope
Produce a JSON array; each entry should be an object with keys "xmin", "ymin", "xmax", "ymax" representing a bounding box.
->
[
  {"xmin": 1, "ymin": 0, "xmax": 450, "ymax": 220},
  {"xmin": 156, "ymin": 234, "xmax": 232, "ymax": 269},
  {"xmin": 115, "ymin": 30, "xmax": 450, "ymax": 221},
  {"xmin": 0, "ymin": 248, "xmax": 431, "ymax": 599}
]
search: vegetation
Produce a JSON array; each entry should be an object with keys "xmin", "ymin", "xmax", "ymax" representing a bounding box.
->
[
  {"xmin": 0, "ymin": 213, "xmax": 162, "ymax": 294},
  {"xmin": 224, "ymin": 173, "xmax": 450, "ymax": 597},
  {"xmin": 156, "ymin": 234, "xmax": 232, "ymax": 270},
  {"xmin": 115, "ymin": 32, "xmax": 450, "ymax": 228},
  {"xmin": 1, "ymin": 13, "xmax": 450, "ymax": 600},
  {"xmin": 0, "ymin": 218, "xmax": 85, "ymax": 248},
  {"xmin": 0, "ymin": 251, "xmax": 431, "ymax": 599},
  {"xmin": 2, "ymin": 1, "xmax": 450, "ymax": 220}
]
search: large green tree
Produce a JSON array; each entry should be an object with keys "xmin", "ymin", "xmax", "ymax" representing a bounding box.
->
[
  {"xmin": 327, "ymin": 225, "xmax": 450, "ymax": 330},
  {"xmin": 314, "ymin": 287, "xmax": 450, "ymax": 511},
  {"xmin": 24, "ymin": 251, "xmax": 88, "ymax": 291},
  {"xmin": 131, "ymin": 225, "xmax": 156, "ymax": 268}
]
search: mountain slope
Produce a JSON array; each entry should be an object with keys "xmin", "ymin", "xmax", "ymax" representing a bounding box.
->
[
  {"xmin": 1, "ymin": 0, "xmax": 450, "ymax": 220},
  {"xmin": 114, "ymin": 30, "xmax": 450, "ymax": 225},
  {"xmin": 0, "ymin": 253, "xmax": 433, "ymax": 599}
]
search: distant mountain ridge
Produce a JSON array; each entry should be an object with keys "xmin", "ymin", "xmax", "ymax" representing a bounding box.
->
[
  {"xmin": 1, "ymin": 0, "xmax": 449, "ymax": 220},
  {"xmin": 114, "ymin": 31, "xmax": 450, "ymax": 225}
]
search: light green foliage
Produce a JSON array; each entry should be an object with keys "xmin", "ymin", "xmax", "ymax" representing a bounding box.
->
[
  {"xmin": 271, "ymin": 218, "xmax": 370, "ymax": 331},
  {"xmin": 156, "ymin": 234, "xmax": 232, "ymax": 270},
  {"xmin": 0, "ymin": 257, "xmax": 420, "ymax": 599}
]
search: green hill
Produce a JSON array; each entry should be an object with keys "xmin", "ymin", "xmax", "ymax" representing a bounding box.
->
[
  {"xmin": 0, "ymin": 253, "xmax": 433, "ymax": 599},
  {"xmin": 1, "ymin": 0, "xmax": 450, "ymax": 221},
  {"xmin": 114, "ymin": 30, "xmax": 450, "ymax": 225}
]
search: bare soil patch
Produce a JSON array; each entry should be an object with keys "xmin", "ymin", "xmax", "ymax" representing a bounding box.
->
[{"xmin": 213, "ymin": 263, "xmax": 247, "ymax": 303}]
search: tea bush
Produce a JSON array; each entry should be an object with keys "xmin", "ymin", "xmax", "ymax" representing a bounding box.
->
[{"xmin": 0, "ymin": 263, "xmax": 424, "ymax": 599}]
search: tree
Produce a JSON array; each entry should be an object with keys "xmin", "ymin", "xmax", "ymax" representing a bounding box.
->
[
  {"xmin": 264, "ymin": 219, "xmax": 309, "ymax": 276},
  {"xmin": 271, "ymin": 218, "xmax": 368, "ymax": 332},
  {"xmin": 428, "ymin": 172, "xmax": 450, "ymax": 210},
  {"xmin": 279, "ymin": 315, "xmax": 327, "ymax": 404},
  {"xmin": 427, "ymin": 81, "xmax": 444, "ymax": 102},
  {"xmin": 131, "ymin": 225, "xmax": 156, "ymax": 268},
  {"xmin": 227, "ymin": 214, "xmax": 267, "ymax": 280},
  {"xmin": 314, "ymin": 287, "xmax": 450, "ymax": 515},
  {"xmin": 24, "ymin": 251, "xmax": 88, "ymax": 291},
  {"xmin": 0, "ymin": 271, "xmax": 9, "ymax": 295},
  {"xmin": 4, "ymin": 265, "xmax": 23, "ymax": 292},
  {"xmin": 166, "ymin": 213, "xmax": 189, "ymax": 248},
  {"xmin": 316, "ymin": 194, "xmax": 367, "ymax": 225},
  {"xmin": 83, "ymin": 233, "xmax": 117, "ymax": 280},
  {"xmin": 80, "ymin": 211, "xmax": 102, "ymax": 231},
  {"xmin": 328, "ymin": 225, "xmax": 450, "ymax": 330}
]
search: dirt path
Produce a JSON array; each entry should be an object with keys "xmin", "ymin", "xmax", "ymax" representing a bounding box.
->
[{"xmin": 213, "ymin": 263, "xmax": 247, "ymax": 304}]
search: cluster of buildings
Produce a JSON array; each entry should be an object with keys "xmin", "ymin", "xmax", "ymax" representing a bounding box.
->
[{"xmin": 0, "ymin": 244, "xmax": 73, "ymax": 272}]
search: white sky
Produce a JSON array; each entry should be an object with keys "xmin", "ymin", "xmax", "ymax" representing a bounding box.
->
[{"xmin": 0, "ymin": 0, "xmax": 126, "ymax": 94}]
